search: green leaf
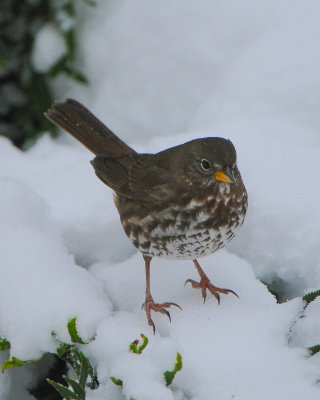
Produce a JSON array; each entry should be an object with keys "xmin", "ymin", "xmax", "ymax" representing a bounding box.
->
[
  {"xmin": 137, "ymin": 334, "xmax": 148, "ymax": 353},
  {"xmin": 85, "ymin": 356, "xmax": 94, "ymax": 379},
  {"xmin": 57, "ymin": 343, "xmax": 73, "ymax": 360},
  {"xmin": 260, "ymin": 280, "xmax": 280, "ymax": 303},
  {"xmin": 130, "ymin": 340, "xmax": 139, "ymax": 354},
  {"xmin": 164, "ymin": 352, "xmax": 183, "ymax": 386},
  {"xmin": 302, "ymin": 290, "xmax": 320, "ymax": 308},
  {"xmin": 110, "ymin": 376, "xmax": 123, "ymax": 387},
  {"xmin": 64, "ymin": 30, "xmax": 76, "ymax": 62},
  {"xmin": 63, "ymin": 375, "xmax": 85, "ymax": 399},
  {"xmin": 2, "ymin": 357, "xmax": 26, "ymax": 372},
  {"xmin": 49, "ymin": 344, "xmax": 95, "ymax": 399},
  {"xmin": 308, "ymin": 344, "xmax": 320, "ymax": 356},
  {"xmin": 69, "ymin": 350, "xmax": 81, "ymax": 377},
  {"xmin": 129, "ymin": 334, "xmax": 149, "ymax": 354},
  {"xmin": 2, "ymin": 356, "xmax": 43, "ymax": 373},
  {"xmin": 78, "ymin": 354, "xmax": 90, "ymax": 388},
  {"xmin": 47, "ymin": 379, "xmax": 79, "ymax": 400},
  {"xmin": 69, "ymin": 69, "xmax": 89, "ymax": 84},
  {"xmin": 0, "ymin": 339, "xmax": 10, "ymax": 351},
  {"xmin": 68, "ymin": 318, "xmax": 86, "ymax": 344},
  {"xmin": 49, "ymin": 55, "xmax": 68, "ymax": 77},
  {"xmin": 49, "ymin": 56, "xmax": 88, "ymax": 84},
  {"xmin": 0, "ymin": 59, "xmax": 11, "ymax": 71}
]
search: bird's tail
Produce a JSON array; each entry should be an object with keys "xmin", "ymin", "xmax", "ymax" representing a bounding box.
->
[{"xmin": 45, "ymin": 99, "xmax": 136, "ymax": 156}]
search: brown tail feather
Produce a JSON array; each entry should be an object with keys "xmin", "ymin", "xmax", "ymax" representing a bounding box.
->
[{"xmin": 45, "ymin": 99, "xmax": 136, "ymax": 156}]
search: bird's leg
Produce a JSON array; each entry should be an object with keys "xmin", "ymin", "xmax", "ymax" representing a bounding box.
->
[
  {"xmin": 142, "ymin": 256, "xmax": 181, "ymax": 333},
  {"xmin": 185, "ymin": 259, "xmax": 239, "ymax": 304}
]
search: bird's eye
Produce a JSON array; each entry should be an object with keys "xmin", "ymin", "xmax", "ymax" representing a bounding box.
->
[{"xmin": 201, "ymin": 159, "xmax": 211, "ymax": 170}]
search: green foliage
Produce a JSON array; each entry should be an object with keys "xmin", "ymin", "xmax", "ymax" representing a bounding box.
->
[
  {"xmin": 47, "ymin": 378, "xmax": 83, "ymax": 400},
  {"xmin": 129, "ymin": 333, "xmax": 149, "ymax": 354},
  {"xmin": 49, "ymin": 318, "xmax": 98, "ymax": 398},
  {"xmin": 111, "ymin": 335, "xmax": 183, "ymax": 398},
  {"xmin": 0, "ymin": 0, "xmax": 93, "ymax": 149},
  {"xmin": 110, "ymin": 376, "xmax": 123, "ymax": 387},
  {"xmin": 291, "ymin": 290, "xmax": 320, "ymax": 363},
  {"xmin": 0, "ymin": 317, "xmax": 96, "ymax": 399},
  {"xmin": 260, "ymin": 280, "xmax": 280, "ymax": 303},
  {"xmin": 110, "ymin": 334, "xmax": 150, "ymax": 396},
  {"xmin": 0, "ymin": 338, "xmax": 44, "ymax": 373},
  {"xmin": 302, "ymin": 290, "xmax": 320, "ymax": 309},
  {"xmin": 0, "ymin": 327, "xmax": 183, "ymax": 398},
  {"xmin": 68, "ymin": 317, "xmax": 87, "ymax": 344},
  {"xmin": 56, "ymin": 342, "xmax": 73, "ymax": 360},
  {"xmin": 48, "ymin": 349, "xmax": 95, "ymax": 400},
  {"xmin": 2, "ymin": 355, "xmax": 44, "ymax": 373},
  {"xmin": 0, "ymin": 338, "xmax": 10, "ymax": 351},
  {"xmin": 308, "ymin": 345, "xmax": 320, "ymax": 356},
  {"xmin": 164, "ymin": 352, "xmax": 183, "ymax": 386}
]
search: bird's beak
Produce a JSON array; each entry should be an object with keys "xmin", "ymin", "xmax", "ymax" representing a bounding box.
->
[{"xmin": 215, "ymin": 168, "xmax": 234, "ymax": 183}]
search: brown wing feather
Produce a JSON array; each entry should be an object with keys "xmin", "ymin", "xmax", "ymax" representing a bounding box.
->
[
  {"xmin": 91, "ymin": 155, "xmax": 137, "ymax": 199},
  {"xmin": 91, "ymin": 153, "xmax": 175, "ymax": 204},
  {"xmin": 46, "ymin": 99, "xmax": 136, "ymax": 157},
  {"xmin": 128, "ymin": 156, "xmax": 175, "ymax": 204}
]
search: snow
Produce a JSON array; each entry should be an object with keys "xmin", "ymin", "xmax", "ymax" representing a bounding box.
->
[
  {"xmin": 2, "ymin": 1, "xmax": 320, "ymax": 399},
  {"xmin": 0, "ymin": 178, "xmax": 110, "ymax": 359},
  {"xmin": 31, "ymin": 24, "xmax": 66, "ymax": 73}
]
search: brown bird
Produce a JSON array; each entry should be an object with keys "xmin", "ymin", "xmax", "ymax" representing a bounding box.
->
[{"xmin": 46, "ymin": 99, "xmax": 248, "ymax": 332}]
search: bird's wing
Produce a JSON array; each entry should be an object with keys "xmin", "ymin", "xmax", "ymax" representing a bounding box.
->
[
  {"xmin": 128, "ymin": 156, "xmax": 175, "ymax": 204},
  {"xmin": 91, "ymin": 154, "xmax": 175, "ymax": 205},
  {"xmin": 91, "ymin": 155, "xmax": 133, "ymax": 196}
]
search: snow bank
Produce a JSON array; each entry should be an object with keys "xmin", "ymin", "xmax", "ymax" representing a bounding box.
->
[{"xmin": 0, "ymin": 177, "xmax": 110, "ymax": 359}]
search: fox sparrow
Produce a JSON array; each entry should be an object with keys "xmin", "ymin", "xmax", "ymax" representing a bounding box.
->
[{"xmin": 46, "ymin": 99, "xmax": 248, "ymax": 332}]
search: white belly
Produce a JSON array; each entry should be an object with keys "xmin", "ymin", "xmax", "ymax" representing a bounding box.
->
[{"xmin": 126, "ymin": 209, "xmax": 244, "ymax": 260}]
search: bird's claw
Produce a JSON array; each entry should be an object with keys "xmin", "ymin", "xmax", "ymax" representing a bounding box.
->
[
  {"xmin": 142, "ymin": 297, "xmax": 182, "ymax": 334},
  {"xmin": 185, "ymin": 278, "xmax": 238, "ymax": 304}
]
